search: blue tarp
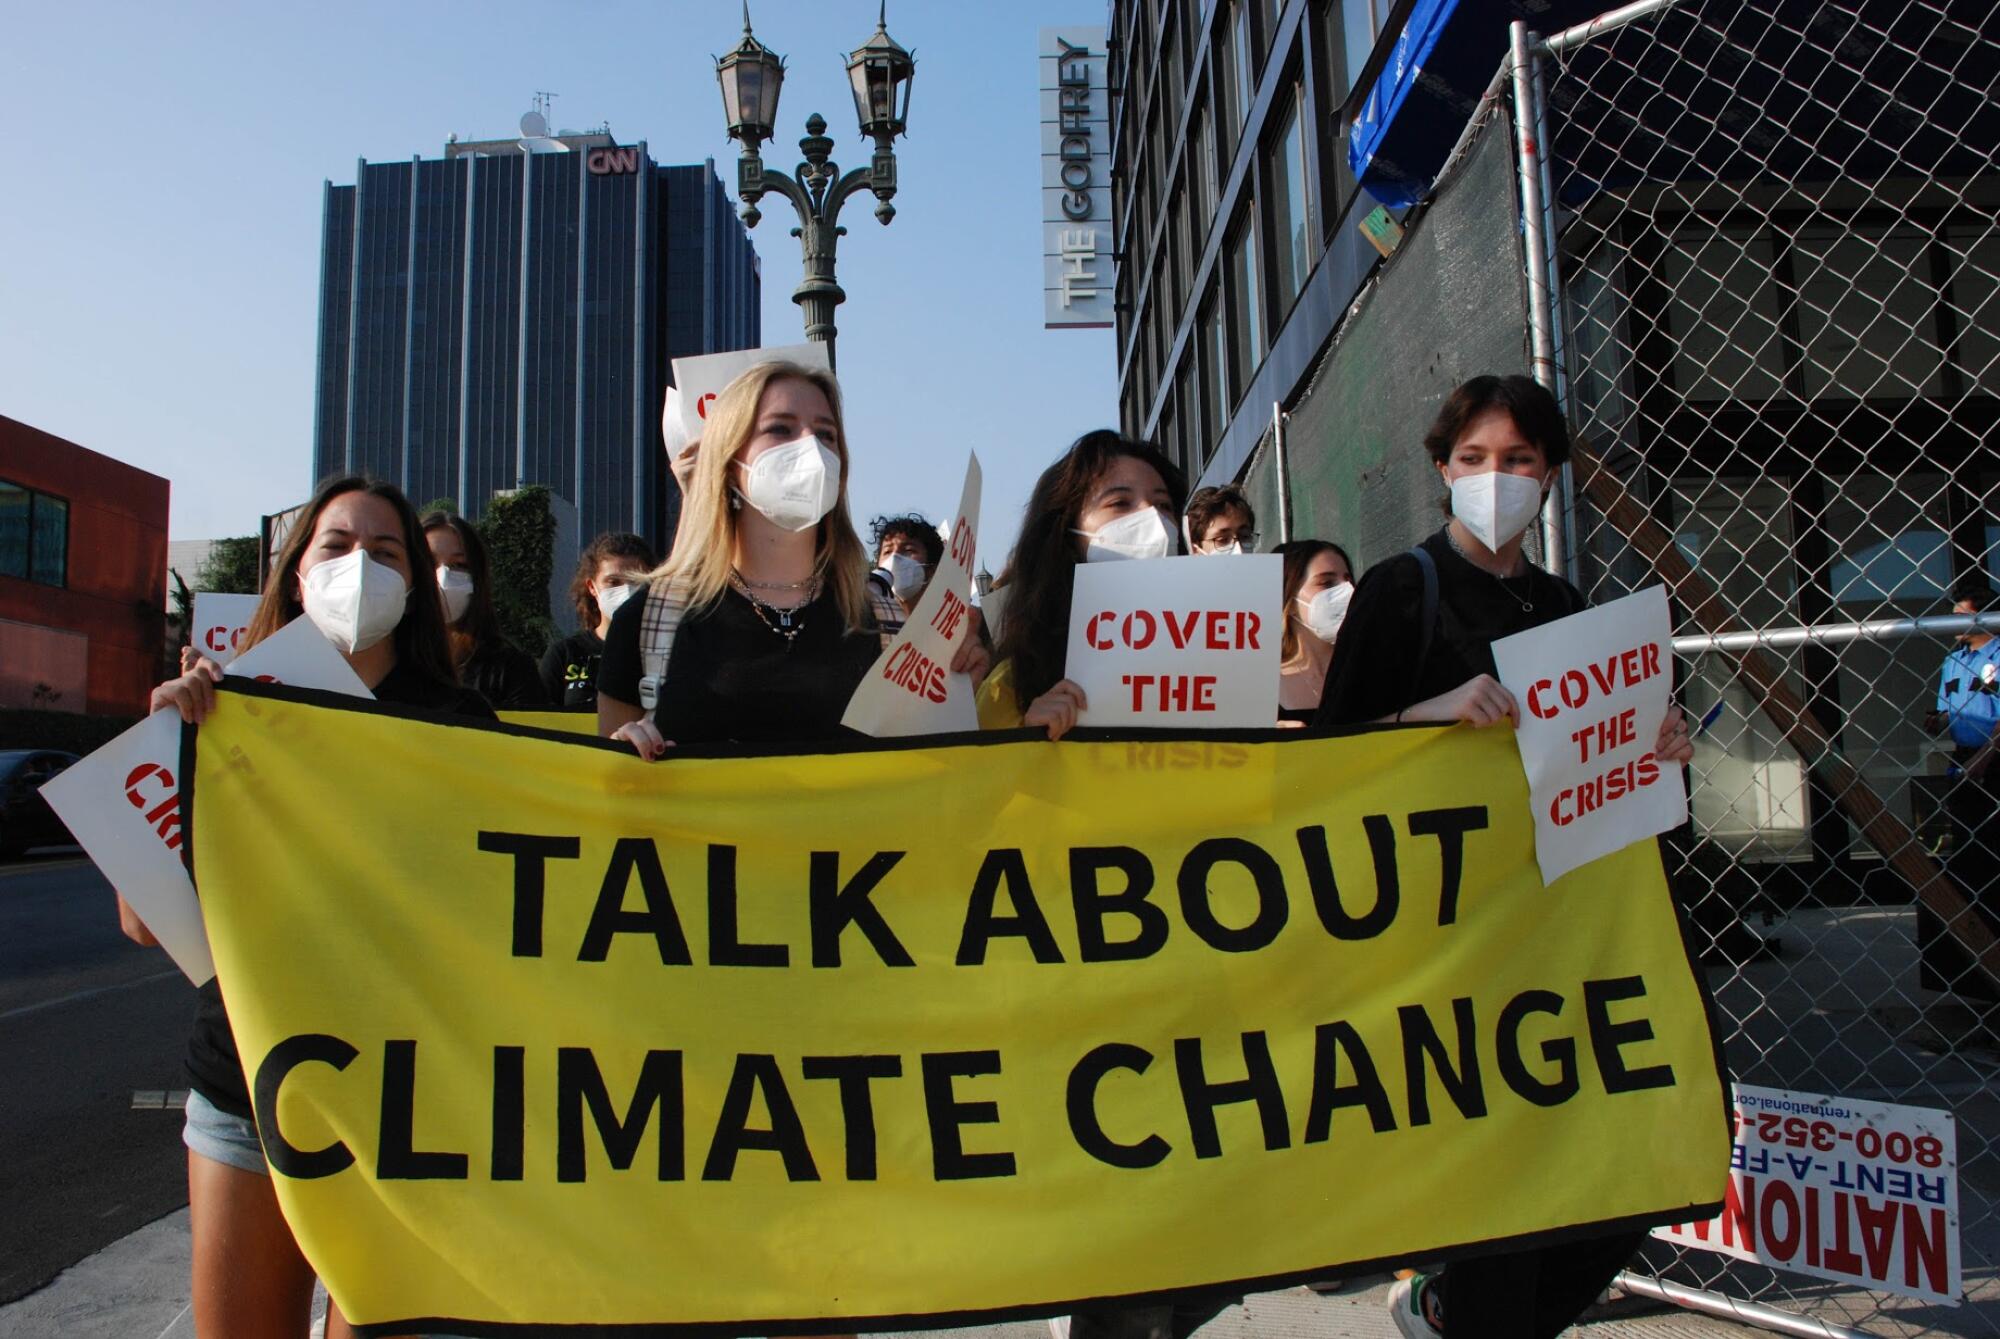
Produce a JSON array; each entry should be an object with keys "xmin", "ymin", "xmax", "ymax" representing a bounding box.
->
[{"xmin": 1347, "ymin": 0, "xmax": 1609, "ymax": 210}]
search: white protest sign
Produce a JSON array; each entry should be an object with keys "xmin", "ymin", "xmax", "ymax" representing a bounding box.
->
[
  {"xmin": 1064, "ymin": 555, "xmax": 1281, "ymax": 728},
  {"xmin": 665, "ymin": 342, "xmax": 831, "ymax": 446},
  {"xmin": 1491, "ymin": 585, "xmax": 1686, "ymax": 885},
  {"xmin": 843, "ymin": 454, "xmax": 983, "ymax": 736},
  {"xmin": 41, "ymin": 618, "xmax": 374, "ymax": 985},
  {"xmin": 190, "ymin": 592, "xmax": 261, "ymax": 666},
  {"xmin": 1657, "ymin": 1084, "xmax": 1961, "ymax": 1305}
]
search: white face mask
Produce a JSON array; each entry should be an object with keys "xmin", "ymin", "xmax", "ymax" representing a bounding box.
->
[
  {"xmin": 1077, "ymin": 507, "xmax": 1177, "ymax": 563},
  {"xmin": 302, "ymin": 548, "xmax": 409, "ymax": 654},
  {"xmin": 880, "ymin": 551, "xmax": 928, "ymax": 602},
  {"xmin": 436, "ymin": 567, "xmax": 474, "ymax": 624},
  {"xmin": 734, "ymin": 434, "xmax": 842, "ymax": 533},
  {"xmin": 1200, "ymin": 540, "xmax": 1245, "ymax": 557},
  {"xmin": 1295, "ymin": 582, "xmax": 1354, "ymax": 644},
  {"xmin": 597, "ymin": 579, "xmax": 638, "ymax": 623},
  {"xmin": 1449, "ymin": 471, "xmax": 1547, "ymax": 552}
]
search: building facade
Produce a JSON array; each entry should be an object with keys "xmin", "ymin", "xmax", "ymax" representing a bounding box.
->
[
  {"xmin": 0, "ymin": 416, "xmax": 169, "ymax": 717},
  {"xmin": 1110, "ymin": 0, "xmax": 2000, "ymax": 886},
  {"xmin": 313, "ymin": 135, "xmax": 760, "ymax": 551}
]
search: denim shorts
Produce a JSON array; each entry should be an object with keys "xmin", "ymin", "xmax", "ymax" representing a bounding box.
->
[{"xmin": 182, "ymin": 1089, "xmax": 269, "ymax": 1176}]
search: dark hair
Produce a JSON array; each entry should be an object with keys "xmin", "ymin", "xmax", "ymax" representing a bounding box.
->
[
  {"xmin": 995, "ymin": 430, "xmax": 1187, "ymax": 710},
  {"xmin": 1274, "ymin": 539, "xmax": 1354, "ymax": 664},
  {"xmin": 244, "ymin": 476, "xmax": 458, "ymax": 691},
  {"xmin": 570, "ymin": 531, "xmax": 656, "ymax": 626},
  {"xmin": 1186, "ymin": 485, "xmax": 1256, "ymax": 547},
  {"xmin": 869, "ymin": 513, "xmax": 944, "ymax": 570},
  {"xmin": 421, "ymin": 511, "xmax": 511, "ymax": 671},
  {"xmin": 1951, "ymin": 573, "xmax": 1995, "ymax": 609},
  {"xmin": 1423, "ymin": 375, "xmax": 1572, "ymax": 470}
]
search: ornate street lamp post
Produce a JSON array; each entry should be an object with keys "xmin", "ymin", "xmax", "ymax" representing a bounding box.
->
[{"xmin": 715, "ymin": 3, "xmax": 915, "ymax": 369}]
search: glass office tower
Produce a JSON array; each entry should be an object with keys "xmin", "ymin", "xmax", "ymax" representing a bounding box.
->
[{"xmin": 313, "ymin": 139, "xmax": 760, "ymax": 549}]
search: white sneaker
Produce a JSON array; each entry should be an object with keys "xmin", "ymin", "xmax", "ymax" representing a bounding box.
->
[{"xmin": 1387, "ymin": 1273, "xmax": 1443, "ymax": 1338}]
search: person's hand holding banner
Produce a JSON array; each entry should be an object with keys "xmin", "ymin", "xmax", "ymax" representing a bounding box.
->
[
  {"xmin": 184, "ymin": 682, "xmax": 1729, "ymax": 1333},
  {"xmin": 40, "ymin": 617, "xmax": 374, "ymax": 984},
  {"xmin": 1491, "ymin": 585, "xmax": 1689, "ymax": 885}
]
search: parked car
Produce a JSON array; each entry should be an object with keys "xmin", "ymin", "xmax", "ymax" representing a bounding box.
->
[{"xmin": 0, "ymin": 750, "xmax": 80, "ymax": 857}]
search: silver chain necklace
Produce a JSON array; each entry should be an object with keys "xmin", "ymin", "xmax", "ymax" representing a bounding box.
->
[
  {"xmin": 1443, "ymin": 529, "xmax": 1535, "ymax": 613},
  {"xmin": 730, "ymin": 571, "xmax": 819, "ymax": 644}
]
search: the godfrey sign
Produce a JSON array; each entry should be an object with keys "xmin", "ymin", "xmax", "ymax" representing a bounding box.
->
[{"xmin": 1040, "ymin": 27, "xmax": 1114, "ymax": 329}]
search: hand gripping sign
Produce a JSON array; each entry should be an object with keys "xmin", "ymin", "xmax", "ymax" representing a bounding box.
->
[
  {"xmin": 40, "ymin": 617, "xmax": 373, "ymax": 984},
  {"xmin": 843, "ymin": 453, "xmax": 982, "ymax": 735},
  {"xmin": 1065, "ymin": 554, "xmax": 1282, "ymax": 728},
  {"xmin": 1491, "ymin": 586, "xmax": 1688, "ymax": 885},
  {"xmin": 185, "ymin": 685, "xmax": 1728, "ymax": 1334}
]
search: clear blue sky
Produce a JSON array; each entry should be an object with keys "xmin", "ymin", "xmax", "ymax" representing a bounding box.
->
[{"xmin": 0, "ymin": 0, "xmax": 1116, "ymax": 569}]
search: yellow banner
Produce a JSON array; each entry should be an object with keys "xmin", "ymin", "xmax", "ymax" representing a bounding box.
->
[
  {"xmin": 188, "ymin": 683, "xmax": 1728, "ymax": 1335},
  {"xmin": 497, "ymin": 709, "xmax": 598, "ymax": 736}
]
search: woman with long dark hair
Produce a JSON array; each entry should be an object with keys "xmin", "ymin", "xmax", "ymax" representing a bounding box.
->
[
  {"xmin": 977, "ymin": 429, "xmax": 1187, "ymax": 738},
  {"xmin": 422, "ymin": 510, "xmax": 548, "ymax": 708},
  {"xmin": 1273, "ymin": 539, "xmax": 1353, "ymax": 723},
  {"xmin": 143, "ymin": 475, "xmax": 493, "ymax": 1338},
  {"xmin": 1312, "ymin": 376, "xmax": 1692, "ymax": 1339}
]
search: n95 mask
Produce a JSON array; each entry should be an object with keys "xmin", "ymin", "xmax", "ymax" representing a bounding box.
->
[
  {"xmin": 303, "ymin": 549, "xmax": 409, "ymax": 654},
  {"xmin": 437, "ymin": 567, "xmax": 474, "ymax": 624},
  {"xmin": 735, "ymin": 435, "xmax": 842, "ymax": 533},
  {"xmin": 1296, "ymin": 583, "xmax": 1355, "ymax": 643},
  {"xmin": 597, "ymin": 580, "xmax": 639, "ymax": 623},
  {"xmin": 1077, "ymin": 507, "xmax": 1177, "ymax": 563},
  {"xmin": 1450, "ymin": 471, "xmax": 1546, "ymax": 552},
  {"xmin": 880, "ymin": 551, "xmax": 928, "ymax": 602}
]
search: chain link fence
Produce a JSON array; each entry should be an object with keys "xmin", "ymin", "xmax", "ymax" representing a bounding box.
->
[{"xmin": 1522, "ymin": 0, "xmax": 1999, "ymax": 1331}]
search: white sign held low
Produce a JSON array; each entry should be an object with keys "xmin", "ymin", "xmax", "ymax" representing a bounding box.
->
[
  {"xmin": 1064, "ymin": 555, "xmax": 1281, "ymax": 728},
  {"xmin": 843, "ymin": 454, "xmax": 982, "ymax": 736},
  {"xmin": 40, "ymin": 618, "xmax": 374, "ymax": 985},
  {"xmin": 1658, "ymin": 1084, "xmax": 1961, "ymax": 1305},
  {"xmin": 1491, "ymin": 585, "xmax": 1686, "ymax": 884}
]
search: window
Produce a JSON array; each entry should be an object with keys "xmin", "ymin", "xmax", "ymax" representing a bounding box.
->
[
  {"xmin": 1200, "ymin": 289, "xmax": 1227, "ymax": 442},
  {"xmin": 1189, "ymin": 106, "xmax": 1214, "ymax": 238},
  {"xmin": 1170, "ymin": 175, "xmax": 1192, "ymax": 310},
  {"xmin": 1177, "ymin": 354, "xmax": 1201, "ymax": 471},
  {"xmin": 0, "ymin": 481, "xmax": 67, "ymax": 587},
  {"xmin": 1343, "ymin": 0, "xmax": 1389, "ymax": 91},
  {"xmin": 1227, "ymin": 204, "xmax": 1264, "ymax": 393},
  {"xmin": 1661, "ymin": 228, "xmax": 1788, "ymax": 403},
  {"xmin": 1793, "ymin": 226, "xmax": 1943, "ymax": 399},
  {"xmin": 1950, "ymin": 224, "xmax": 2000, "ymax": 396},
  {"xmin": 1218, "ymin": 3, "xmax": 1252, "ymax": 154},
  {"xmin": 1266, "ymin": 93, "xmax": 1315, "ymax": 311}
]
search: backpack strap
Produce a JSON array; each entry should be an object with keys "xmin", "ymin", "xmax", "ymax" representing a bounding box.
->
[
  {"xmin": 635, "ymin": 575, "xmax": 690, "ymax": 712},
  {"xmin": 1408, "ymin": 544, "xmax": 1440, "ymax": 696}
]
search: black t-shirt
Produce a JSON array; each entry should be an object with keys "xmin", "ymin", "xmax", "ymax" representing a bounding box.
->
[
  {"xmin": 185, "ymin": 661, "xmax": 497, "ymax": 1121},
  {"xmin": 540, "ymin": 629, "xmax": 606, "ymax": 711},
  {"xmin": 462, "ymin": 642, "xmax": 547, "ymax": 709},
  {"xmin": 1313, "ymin": 528, "xmax": 1587, "ymax": 728},
  {"xmin": 597, "ymin": 585, "xmax": 881, "ymax": 745}
]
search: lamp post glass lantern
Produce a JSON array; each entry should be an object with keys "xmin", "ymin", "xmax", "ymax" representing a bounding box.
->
[{"xmin": 714, "ymin": 3, "xmax": 915, "ymax": 368}]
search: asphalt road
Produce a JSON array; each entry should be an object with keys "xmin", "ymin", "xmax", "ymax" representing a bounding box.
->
[{"xmin": 0, "ymin": 851, "xmax": 197, "ymax": 1303}]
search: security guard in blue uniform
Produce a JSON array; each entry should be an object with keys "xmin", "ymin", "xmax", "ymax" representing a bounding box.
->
[{"xmin": 1924, "ymin": 576, "xmax": 2000, "ymax": 1000}]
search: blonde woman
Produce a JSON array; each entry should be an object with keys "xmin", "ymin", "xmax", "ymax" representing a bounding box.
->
[{"xmin": 597, "ymin": 359, "xmax": 983, "ymax": 752}]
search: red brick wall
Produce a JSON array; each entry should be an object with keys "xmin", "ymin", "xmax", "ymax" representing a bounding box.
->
[{"xmin": 0, "ymin": 416, "xmax": 169, "ymax": 716}]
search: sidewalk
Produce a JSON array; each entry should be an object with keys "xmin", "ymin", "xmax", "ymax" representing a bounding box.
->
[{"xmin": 0, "ymin": 1209, "xmax": 1758, "ymax": 1339}]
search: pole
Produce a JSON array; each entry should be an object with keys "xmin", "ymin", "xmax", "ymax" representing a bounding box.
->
[
  {"xmin": 1271, "ymin": 402, "xmax": 1292, "ymax": 545},
  {"xmin": 1510, "ymin": 20, "xmax": 1567, "ymax": 581}
]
